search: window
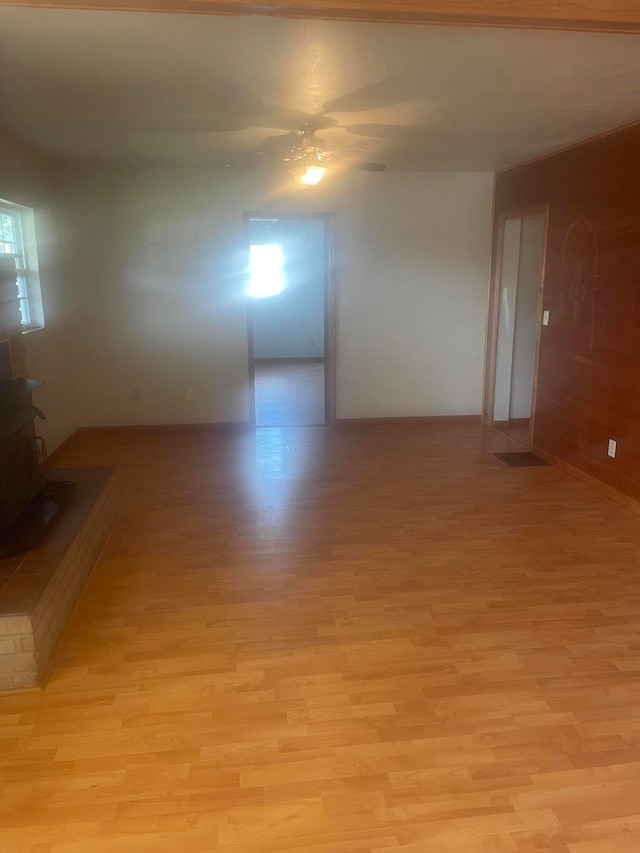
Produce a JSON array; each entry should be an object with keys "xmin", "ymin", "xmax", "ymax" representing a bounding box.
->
[
  {"xmin": 248, "ymin": 243, "xmax": 285, "ymax": 299},
  {"xmin": 0, "ymin": 200, "xmax": 44, "ymax": 331}
]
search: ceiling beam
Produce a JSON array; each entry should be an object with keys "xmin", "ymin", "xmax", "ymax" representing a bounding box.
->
[{"xmin": 1, "ymin": 0, "xmax": 640, "ymax": 34}]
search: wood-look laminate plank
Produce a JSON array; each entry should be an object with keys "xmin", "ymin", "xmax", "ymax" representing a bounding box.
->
[{"xmin": 1, "ymin": 422, "xmax": 640, "ymax": 851}]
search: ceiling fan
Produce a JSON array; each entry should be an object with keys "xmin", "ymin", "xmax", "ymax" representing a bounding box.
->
[{"xmin": 262, "ymin": 123, "xmax": 387, "ymax": 186}]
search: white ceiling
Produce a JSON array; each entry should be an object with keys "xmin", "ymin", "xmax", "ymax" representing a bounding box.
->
[{"xmin": 2, "ymin": 8, "xmax": 640, "ymax": 171}]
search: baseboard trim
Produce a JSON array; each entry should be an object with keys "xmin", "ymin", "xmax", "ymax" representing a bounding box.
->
[
  {"xmin": 75, "ymin": 422, "xmax": 250, "ymax": 435},
  {"xmin": 532, "ymin": 445, "xmax": 640, "ymax": 517},
  {"xmin": 334, "ymin": 415, "xmax": 482, "ymax": 426},
  {"xmin": 493, "ymin": 418, "xmax": 530, "ymax": 427}
]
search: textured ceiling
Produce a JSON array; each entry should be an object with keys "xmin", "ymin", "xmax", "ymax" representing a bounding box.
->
[{"xmin": 1, "ymin": 8, "xmax": 640, "ymax": 171}]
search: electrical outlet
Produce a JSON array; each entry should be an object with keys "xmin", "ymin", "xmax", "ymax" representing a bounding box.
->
[
  {"xmin": 186, "ymin": 387, "xmax": 194, "ymax": 400},
  {"xmin": 608, "ymin": 438, "xmax": 617, "ymax": 458},
  {"xmin": 542, "ymin": 310, "xmax": 550, "ymax": 326}
]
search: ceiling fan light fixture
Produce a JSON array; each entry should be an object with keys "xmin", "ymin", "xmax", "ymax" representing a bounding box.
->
[
  {"xmin": 289, "ymin": 162, "xmax": 327, "ymax": 186},
  {"xmin": 289, "ymin": 148, "xmax": 327, "ymax": 186},
  {"xmin": 295, "ymin": 164, "xmax": 327, "ymax": 186}
]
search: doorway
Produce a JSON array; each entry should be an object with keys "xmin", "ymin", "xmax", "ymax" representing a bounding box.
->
[
  {"xmin": 488, "ymin": 208, "xmax": 548, "ymax": 449},
  {"xmin": 245, "ymin": 213, "xmax": 336, "ymax": 427}
]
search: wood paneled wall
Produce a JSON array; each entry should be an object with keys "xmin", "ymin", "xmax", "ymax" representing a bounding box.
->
[
  {"xmin": 493, "ymin": 121, "xmax": 640, "ymax": 502},
  {"xmin": 2, "ymin": 0, "xmax": 640, "ymax": 33}
]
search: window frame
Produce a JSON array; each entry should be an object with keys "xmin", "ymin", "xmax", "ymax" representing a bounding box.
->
[{"xmin": 0, "ymin": 199, "xmax": 44, "ymax": 333}]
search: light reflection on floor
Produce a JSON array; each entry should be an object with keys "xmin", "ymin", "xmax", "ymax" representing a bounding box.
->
[
  {"xmin": 254, "ymin": 361, "xmax": 325, "ymax": 427},
  {"xmin": 242, "ymin": 426, "xmax": 316, "ymax": 535}
]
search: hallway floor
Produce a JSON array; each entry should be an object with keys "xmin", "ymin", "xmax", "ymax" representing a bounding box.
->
[{"xmin": 254, "ymin": 359, "xmax": 325, "ymax": 426}]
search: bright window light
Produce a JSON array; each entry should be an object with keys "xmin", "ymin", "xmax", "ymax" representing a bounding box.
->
[
  {"xmin": 248, "ymin": 243, "xmax": 285, "ymax": 298},
  {"xmin": 0, "ymin": 201, "xmax": 44, "ymax": 330}
]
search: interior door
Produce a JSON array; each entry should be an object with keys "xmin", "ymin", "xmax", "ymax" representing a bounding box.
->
[{"xmin": 492, "ymin": 212, "xmax": 546, "ymax": 447}]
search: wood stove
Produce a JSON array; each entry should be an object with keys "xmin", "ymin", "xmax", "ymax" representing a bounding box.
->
[
  {"xmin": 0, "ymin": 376, "xmax": 45, "ymax": 532},
  {"xmin": 0, "ymin": 254, "xmax": 57, "ymax": 555}
]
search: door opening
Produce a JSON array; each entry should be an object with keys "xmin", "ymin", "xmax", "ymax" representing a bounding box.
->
[
  {"xmin": 245, "ymin": 213, "xmax": 336, "ymax": 427},
  {"xmin": 488, "ymin": 208, "xmax": 548, "ymax": 449}
]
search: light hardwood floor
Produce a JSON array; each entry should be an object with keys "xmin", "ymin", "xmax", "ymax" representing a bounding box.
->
[
  {"xmin": 2, "ymin": 422, "xmax": 640, "ymax": 852},
  {"xmin": 254, "ymin": 360, "xmax": 325, "ymax": 427}
]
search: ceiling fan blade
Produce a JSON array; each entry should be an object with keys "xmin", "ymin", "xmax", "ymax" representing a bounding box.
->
[
  {"xmin": 323, "ymin": 77, "xmax": 425, "ymax": 114},
  {"xmin": 344, "ymin": 123, "xmax": 429, "ymax": 140},
  {"xmin": 352, "ymin": 161, "xmax": 387, "ymax": 172},
  {"xmin": 296, "ymin": 113, "xmax": 338, "ymax": 132},
  {"xmin": 324, "ymin": 147, "xmax": 368, "ymax": 159},
  {"xmin": 257, "ymin": 131, "xmax": 295, "ymax": 156},
  {"xmin": 260, "ymin": 112, "xmax": 338, "ymax": 134}
]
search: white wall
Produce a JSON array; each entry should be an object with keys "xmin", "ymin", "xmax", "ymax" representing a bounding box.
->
[
  {"xmin": 0, "ymin": 129, "xmax": 78, "ymax": 450},
  {"xmin": 250, "ymin": 218, "xmax": 325, "ymax": 359},
  {"xmin": 60, "ymin": 165, "xmax": 493, "ymax": 425}
]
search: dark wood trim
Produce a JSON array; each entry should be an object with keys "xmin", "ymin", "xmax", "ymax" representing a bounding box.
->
[
  {"xmin": 483, "ymin": 204, "xmax": 549, "ymax": 451},
  {"xmin": 244, "ymin": 211, "xmax": 337, "ymax": 427},
  {"xmin": 245, "ymin": 248, "xmax": 256, "ymax": 428},
  {"xmin": 323, "ymin": 213, "xmax": 337, "ymax": 425},
  {"xmin": 527, "ymin": 205, "xmax": 550, "ymax": 451},
  {"xmin": 480, "ymin": 172, "xmax": 497, "ymax": 431},
  {"xmin": 482, "ymin": 204, "xmax": 505, "ymax": 426},
  {"xmin": 334, "ymin": 415, "xmax": 481, "ymax": 426},
  {"xmin": 493, "ymin": 204, "xmax": 550, "ymax": 222},
  {"xmin": 3, "ymin": 0, "xmax": 640, "ymax": 34},
  {"xmin": 497, "ymin": 116, "xmax": 640, "ymax": 177}
]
